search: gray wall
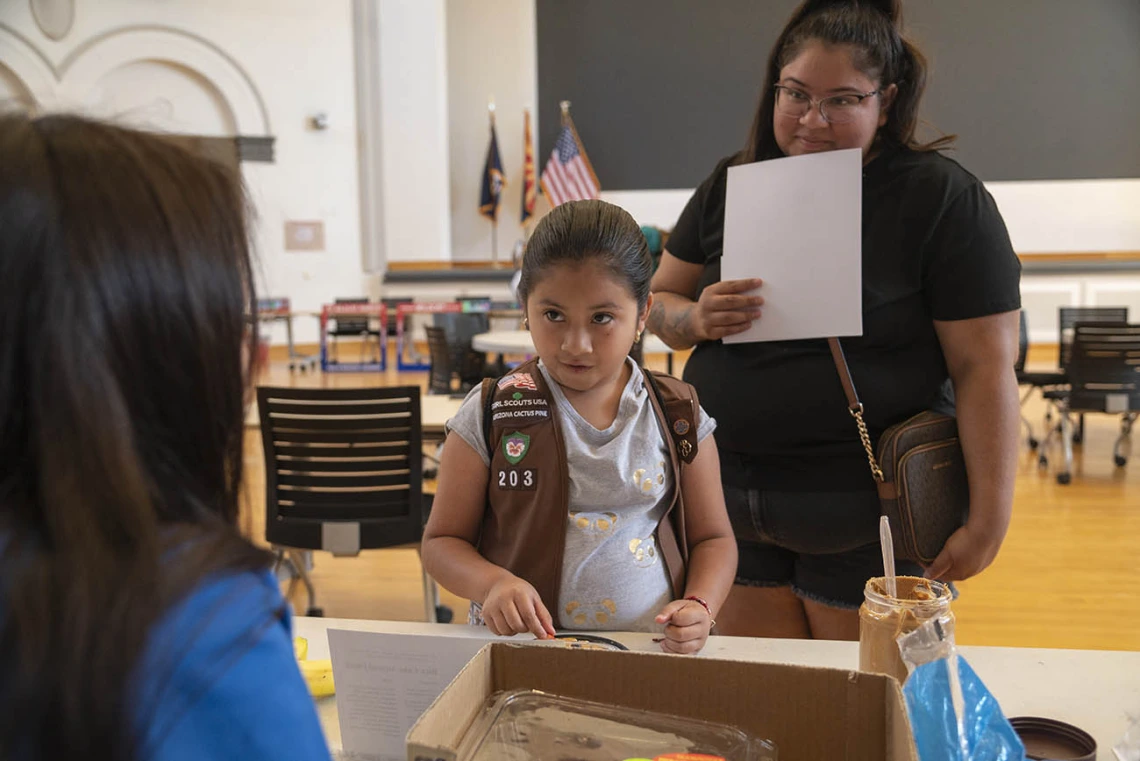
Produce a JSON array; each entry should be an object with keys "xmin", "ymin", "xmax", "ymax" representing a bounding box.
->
[{"xmin": 537, "ymin": 0, "xmax": 1140, "ymax": 189}]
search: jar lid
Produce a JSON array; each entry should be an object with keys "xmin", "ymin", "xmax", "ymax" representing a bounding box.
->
[
  {"xmin": 551, "ymin": 633, "xmax": 628, "ymax": 650},
  {"xmin": 1008, "ymin": 716, "xmax": 1096, "ymax": 761}
]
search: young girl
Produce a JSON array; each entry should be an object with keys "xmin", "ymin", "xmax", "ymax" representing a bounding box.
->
[
  {"xmin": 422, "ymin": 200, "xmax": 737, "ymax": 655},
  {"xmin": 0, "ymin": 114, "xmax": 330, "ymax": 760}
]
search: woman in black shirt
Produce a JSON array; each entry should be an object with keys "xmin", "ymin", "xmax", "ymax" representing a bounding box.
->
[{"xmin": 648, "ymin": 0, "xmax": 1021, "ymax": 639}]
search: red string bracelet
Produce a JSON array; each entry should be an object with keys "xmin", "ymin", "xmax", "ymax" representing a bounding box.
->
[{"xmin": 685, "ymin": 595, "xmax": 715, "ymax": 627}]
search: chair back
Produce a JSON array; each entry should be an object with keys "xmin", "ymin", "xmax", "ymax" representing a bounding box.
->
[
  {"xmin": 331, "ymin": 297, "xmax": 372, "ymax": 335},
  {"xmin": 382, "ymin": 297, "xmax": 414, "ymax": 336},
  {"xmin": 434, "ymin": 310, "xmax": 490, "ymax": 350},
  {"xmin": 257, "ymin": 386, "xmax": 423, "ymax": 553},
  {"xmin": 434, "ymin": 311, "xmax": 492, "ymax": 386},
  {"xmin": 425, "ymin": 325, "xmax": 455, "ymax": 394},
  {"xmin": 1058, "ymin": 306, "xmax": 1128, "ymax": 370},
  {"xmin": 1066, "ymin": 322, "xmax": 1140, "ymax": 413}
]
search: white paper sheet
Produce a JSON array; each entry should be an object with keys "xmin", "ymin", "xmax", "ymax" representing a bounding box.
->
[
  {"xmin": 722, "ymin": 147, "xmax": 863, "ymax": 343},
  {"xmin": 327, "ymin": 629, "xmax": 494, "ymax": 760}
]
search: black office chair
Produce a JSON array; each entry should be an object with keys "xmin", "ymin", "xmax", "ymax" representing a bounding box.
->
[
  {"xmin": 257, "ymin": 385, "xmax": 450, "ymax": 621},
  {"xmin": 327, "ymin": 297, "xmax": 383, "ymax": 364},
  {"xmin": 1035, "ymin": 306, "xmax": 1129, "ymax": 466},
  {"xmin": 434, "ymin": 310, "xmax": 502, "ymax": 387},
  {"xmin": 381, "ymin": 297, "xmax": 414, "ymax": 339},
  {"xmin": 425, "ymin": 325, "xmax": 461, "ymax": 395},
  {"xmin": 1041, "ymin": 323, "xmax": 1140, "ymax": 485}
]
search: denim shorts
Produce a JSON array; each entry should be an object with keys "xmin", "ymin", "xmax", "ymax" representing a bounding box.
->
[{"xmin": 723, "ymin": 484, "xmax": 924, "ymax": 610}]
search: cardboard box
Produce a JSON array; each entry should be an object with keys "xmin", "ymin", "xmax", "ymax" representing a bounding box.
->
[{"xmin": 407, "ymin": 643, "xmax": 918, "ymax": 760}]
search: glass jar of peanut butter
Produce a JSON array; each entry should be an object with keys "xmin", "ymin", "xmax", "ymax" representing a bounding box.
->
[{"xmin": 859, "ymin": 575, "xmax": 953, "ymax": 685}]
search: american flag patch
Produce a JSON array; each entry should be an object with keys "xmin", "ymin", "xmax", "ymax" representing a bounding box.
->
[{"xmin": 497, "ymin": 372, "xmax": 537, "ymax": 391}]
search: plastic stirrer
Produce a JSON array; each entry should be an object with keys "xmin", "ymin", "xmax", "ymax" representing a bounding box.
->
[{"xmin": 880, "ymin": 515, "xmax": 897, "ymax": 598}]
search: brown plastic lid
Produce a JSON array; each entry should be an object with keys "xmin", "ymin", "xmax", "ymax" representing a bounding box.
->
[{"xmin": 1008, "ymin": 716, "xmax": 1096, "ymax": 761}]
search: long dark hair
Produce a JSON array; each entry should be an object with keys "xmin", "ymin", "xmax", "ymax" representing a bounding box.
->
[
  {"xmin": 518, "ymin": 199, "xmax": 653, "ymax": 311},
  {"xmin": 739, "ymin": 0, "xmax": 954, "ymax": 163},
  {"xmin": 0, "ymin": 113, "xmax": 270, "ymax": 759}
]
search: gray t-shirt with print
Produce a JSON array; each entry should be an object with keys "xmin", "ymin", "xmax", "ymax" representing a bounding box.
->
[{"xmin": 446, "ymin": 358, "xmax": 715, "ymax": 632}]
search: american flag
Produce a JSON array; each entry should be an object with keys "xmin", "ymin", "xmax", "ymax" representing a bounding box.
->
[
  {"xmin": 498, "ymin": 372, "xmax": 537, "ymax": 391},
  {"xmin": 540, "ymin": 122, "xmax": 600, "ymax": 207}
]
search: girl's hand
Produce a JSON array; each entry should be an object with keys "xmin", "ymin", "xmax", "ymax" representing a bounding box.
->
[
  {"xmin": 482, "ymin": 575, "xmax": 557, "ymax": 639},
  {"xmin": 654, "ymin": 598, "xmax": 712, "ymax": 655}
]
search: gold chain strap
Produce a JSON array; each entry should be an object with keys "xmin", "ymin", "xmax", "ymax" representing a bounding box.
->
[{"xmin": 849, "ymin": 404, "xmax": 885, "ymax": 482}]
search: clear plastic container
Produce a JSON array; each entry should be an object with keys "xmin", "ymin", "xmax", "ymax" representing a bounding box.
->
[
  {"xmin": 859, "ymin": 575, "xmax": 954, "ymax": 685},
  {"xmin": 456, "ymin": 689, "xmax": 777, "ymax": 761}
]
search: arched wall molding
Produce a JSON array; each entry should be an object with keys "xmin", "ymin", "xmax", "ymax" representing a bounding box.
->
[
  {"xmin": 31, "ymin": 0, "xmax": 76, "ymax": 41},
  {"xmin": 0, "ymin": 22, "xmax": 271, "ymax": 135},
  {"xmin": 0, "ymin": 24, "xmax": 58, "ymax": 100}
]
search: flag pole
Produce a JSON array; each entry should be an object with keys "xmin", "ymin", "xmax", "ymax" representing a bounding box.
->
[
  {"xmin": 488, "ymin": 99, "xmax": 498, "ymax": 264},
  {"xmin": 560, "ymin": 100, "xmax": 571, "ymax": 127},
  {"xmin": 522, "ymin": 107, "xmax": 532, "ymax": 243}
]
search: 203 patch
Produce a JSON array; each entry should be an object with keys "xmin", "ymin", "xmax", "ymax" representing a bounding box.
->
[{"xmin": 496, "ymin": 468, "xmax": 537, "ymax": 491}]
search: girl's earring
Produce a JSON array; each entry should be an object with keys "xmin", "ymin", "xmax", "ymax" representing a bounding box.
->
[
  {"xmin": 523, "ymin": 316, "xmax": 529, "ymax": 330},
  {"xmin": 635, "ymin": 329, "xmax": 643, "ymax": 344}
]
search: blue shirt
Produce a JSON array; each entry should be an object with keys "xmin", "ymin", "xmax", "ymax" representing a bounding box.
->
[{"xmin": 132, "ymin": 567, "xmax": 332, "ymax": 760}]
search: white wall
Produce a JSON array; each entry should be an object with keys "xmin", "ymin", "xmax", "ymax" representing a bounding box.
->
[
  {"xmin": 0, "ymin": 0, "xmax": 364, "ymax": 343},
  {"xmin": 987, "ymin": 180, "xmax": 1140, "ymax": 254},
  {"xmin": 602, "ymin": 179, "xmax": 1140, "ymax": 255},
  {"xmin": 445, "ymin": 0, "xmax": 538, "ymax": 264},
  {"xmin": 374, "ymin": 0, "xmax": 452, "ymax": 266}
]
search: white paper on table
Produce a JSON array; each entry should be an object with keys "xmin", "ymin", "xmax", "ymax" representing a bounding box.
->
[
  {"xmin": 722, "ymin": 147, "xmax": 863, "ymax": 343},
  {"xmin": 327, "ymin": 629, "xmax": 493, "ymax": 760}
]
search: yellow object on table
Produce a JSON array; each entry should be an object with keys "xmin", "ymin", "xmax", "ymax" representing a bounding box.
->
[{"xmin": 293, "ymin": 637, "xmax": 335, "ymax": 698}]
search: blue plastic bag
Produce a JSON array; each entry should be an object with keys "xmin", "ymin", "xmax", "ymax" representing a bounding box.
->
[
  {"xmin": 903, "ymin": 653, "xmax": 1025, "ymax": 761},
  {"xmin": 897, "ymin": 617, "xmax": 1024, "ymax": 761}
]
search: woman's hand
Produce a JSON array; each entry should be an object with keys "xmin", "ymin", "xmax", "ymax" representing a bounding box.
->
[
  {"xmin": 482, "ymin": 575, "xmax": 557, "ymax": 639},
  {"xmin": 654, "ymin": 599, "xmax": 713, "ymax": 655},
  {"xmin": 924, "ymin": 519, "xmax": 1006, "ymax": 582},
  {"xmin": 691, "ymin": 278, "xmax": 764, "ymax": 342}
]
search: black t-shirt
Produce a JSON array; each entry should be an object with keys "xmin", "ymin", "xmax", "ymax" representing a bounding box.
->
[{"xmin": 668, "ymin": 145, "xmax": 1021, "ymax": 491}]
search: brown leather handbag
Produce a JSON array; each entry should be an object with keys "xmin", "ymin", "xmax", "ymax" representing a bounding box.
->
[{"xmin": 828, "ymin": 339, "xmax": 969, "ymax": 565}]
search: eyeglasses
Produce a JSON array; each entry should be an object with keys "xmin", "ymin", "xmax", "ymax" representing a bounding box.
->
[{"xmin": 773, "ymin": 84, "xmax": 881, "ymax": 125}]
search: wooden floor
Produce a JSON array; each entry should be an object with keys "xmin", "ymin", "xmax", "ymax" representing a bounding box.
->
[{"xmin": 241, "ymin": 344, "xmax": 1140, "ymax": 652}]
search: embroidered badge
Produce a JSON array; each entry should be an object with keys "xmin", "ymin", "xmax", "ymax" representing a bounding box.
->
[
  {"xmin": 497, "ymin": 468, "xmax": 537, "ymax": 491},
  {"xmin": 497, "ymin": 372, "xmax": 537, "ymax": 391},
  {"xmin": 502, "ymin": 431, "xmax": 531, "ymax": 464},
  {"xmin": 673, "ymin": 418, "xmax": 691, "ymax": 436}
]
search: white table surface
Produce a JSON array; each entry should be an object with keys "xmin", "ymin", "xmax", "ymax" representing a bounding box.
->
[
  {"xmin": 294, "ymin": 617, "xmax": 1140, "ymax": 760},
  {"xmin": 472, "ymin": 329, "xmax": 672, "ymax": 356}
]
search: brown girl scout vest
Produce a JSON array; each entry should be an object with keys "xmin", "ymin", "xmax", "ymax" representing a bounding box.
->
[{"xmin": 476, "ymin": 357, "xmax": 700, "ymax": 616}]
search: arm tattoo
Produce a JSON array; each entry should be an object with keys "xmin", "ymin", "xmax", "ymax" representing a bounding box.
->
[
  {"xmin": 648, "ymin": 297, "xmax": 698, "ymax": 348},
  {"xmin": 647, "ymin": 301, "xmax": 667, "ymax": 335}
]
